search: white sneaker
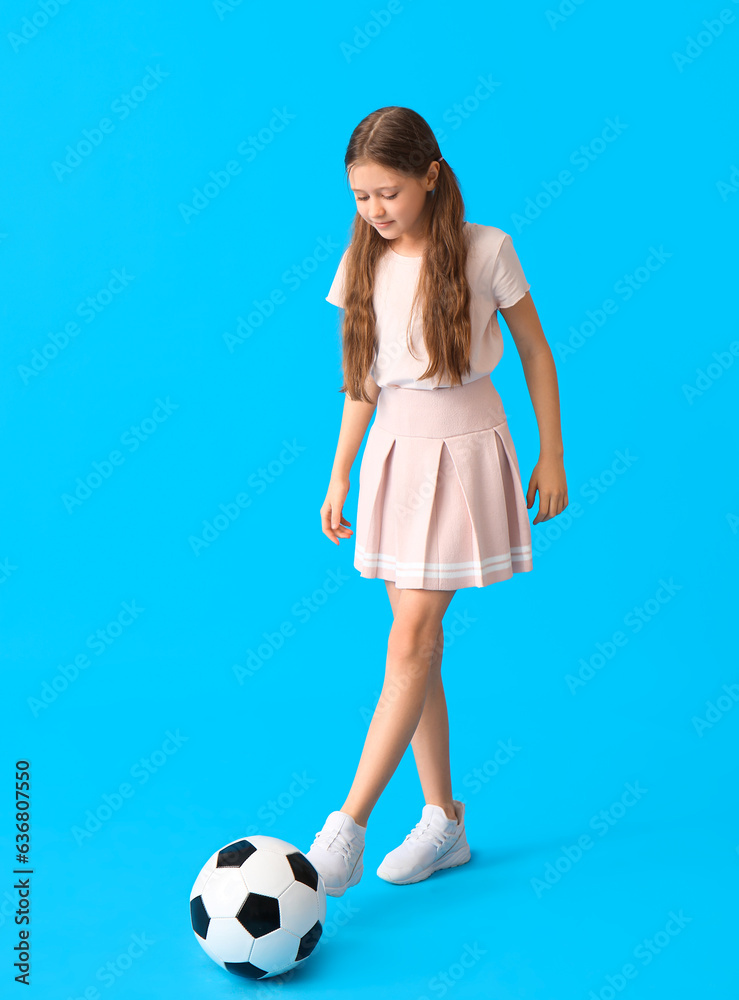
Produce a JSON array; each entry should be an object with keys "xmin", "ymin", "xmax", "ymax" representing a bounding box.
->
[
  {"xmin": 305, "ymin": 810, "xmax": 366, "ymax": 897},
  {"xmin": 376, "ymin": 799, "xmax": 471, "ymax": 885}
]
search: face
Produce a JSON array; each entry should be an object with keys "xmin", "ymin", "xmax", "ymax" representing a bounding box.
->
[{"xmin": 349, "ymin": 159, "xmax": 440, "ymax": 243}]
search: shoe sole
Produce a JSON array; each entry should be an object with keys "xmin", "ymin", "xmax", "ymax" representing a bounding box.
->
[
  {"xmin": 376, "ymin": 837, "xmax": 471, "ymax": 885},
  {"xmin": 322, "ymin": 849, "xmax": 364, "ymax": 898}
]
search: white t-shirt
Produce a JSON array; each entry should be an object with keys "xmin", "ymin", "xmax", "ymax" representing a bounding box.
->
[{"xmin": 325, "ymin": 222, "xmax": 530, "ymax": 390}]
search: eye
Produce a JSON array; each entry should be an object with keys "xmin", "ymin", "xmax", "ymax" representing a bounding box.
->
[{"xmin": 356, "ymin": 193, "xmax": 399, "ymax": 201}]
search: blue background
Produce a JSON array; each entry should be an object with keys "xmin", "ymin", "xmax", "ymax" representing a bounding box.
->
[{"xmin": 3, "ymin": 1, "xmax": 738, "ymax": 997}]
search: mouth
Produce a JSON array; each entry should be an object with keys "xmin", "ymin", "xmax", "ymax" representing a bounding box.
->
[{"xmin": 374, "ymin": 221, "xmax": 394, "ymax": 228}]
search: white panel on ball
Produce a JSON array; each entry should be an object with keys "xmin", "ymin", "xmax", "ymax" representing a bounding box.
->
[
  {"xmin": 204, "ymin": 917, "xmax": 255, "ymax": 964},
  {"xmin": 241, "ymin": 850, "xmax": 294, "ymax": 897},
  {"xmin": 279, "ymin": 880, "xmax": 319, "ymax": 938},
  {"xmin": 250, "ymin": 928, "xmax": 302, "ymax": 971},
  {"xmin": 200, "ymin": 868, "xmax": 250, "ymax": 919}
]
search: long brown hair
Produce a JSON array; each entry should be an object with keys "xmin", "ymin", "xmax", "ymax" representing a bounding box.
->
[{"xmin": 338, "ymin": 107, "xmax": 471, "ymax": 402}]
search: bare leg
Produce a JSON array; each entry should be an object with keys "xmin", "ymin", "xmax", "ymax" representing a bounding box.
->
[
  {"xmin": 339, "ymin": 584, "xmax": 456, "ymax": 828},
  {"xmin": 386, "ymin": 581, "xmax": 456, "ymax": 821}
]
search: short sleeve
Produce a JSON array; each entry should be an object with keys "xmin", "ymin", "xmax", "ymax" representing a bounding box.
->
[
  {"xmin": 492, "ymin": 234, "xmax": 530, "ymax": 309},
  {"xmin": 325, "ymin": 249, "xmax": 348, "ymax": 308}
]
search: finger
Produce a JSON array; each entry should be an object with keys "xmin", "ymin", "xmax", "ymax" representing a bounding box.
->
[
  {"xmin": 548, "ymin": 494, "xmax": 564, "ymax": 519},
  {"xmin": 333, "ymin": 512, "xmax": 351, "ymax": 530},
  {"xmin": 320, "ymin": 508, "xmax": 339, "ymax": 544},
  {"xmin": 535, "ymin": 492, "xmax": 553, "ymax": 523},
  {"xmin": 534, "ymin": 490, "xmax": 546, "ymax": 524},
  {"xmin": 333, "ymin": 512, "xmax": 352, "ymax": 532}
]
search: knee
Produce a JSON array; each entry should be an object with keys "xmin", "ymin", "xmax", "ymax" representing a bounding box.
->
[{"xmin": 387, "ymin": 619, "xmax": 442, "ymax": 667}]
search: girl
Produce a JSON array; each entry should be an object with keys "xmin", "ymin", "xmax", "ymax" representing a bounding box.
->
[{"xmin": 306, "ymin": 107, "xmax": 567, "ymax": 895}]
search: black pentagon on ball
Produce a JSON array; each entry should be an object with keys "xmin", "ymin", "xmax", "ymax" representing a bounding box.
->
[
  {"xmin": 296, "ymin": 920, "xmax": 323, "ymax": 961},
  {"xmin": 216, "ymin": 839, "xmax": 257, "ymax": 868},
  {"xmin": 236, "ymin": 892, "xmax": 281, "ymax": 937},
  {"xmin": 286, "ymin": 851, "xmax": 319, "ymax": 891},
  {"xmin": 224, "ymin": 960, "xmax": 269, "ymax": 980},
  {"xmin": 190, "ymin": 895, "xmax": 210, "ymax": 940}
]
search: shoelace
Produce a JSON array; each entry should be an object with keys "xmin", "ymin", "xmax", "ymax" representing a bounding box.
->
[
  {"xmin": 406, "ymin": 819, "xmax": 451, "ymax": 850},
  {"xmin": 312, "ymin": 828, "xmax": 355, "ymax": 860}
]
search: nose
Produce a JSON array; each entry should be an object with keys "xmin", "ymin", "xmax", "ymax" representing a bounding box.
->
[{"xmin": 368, "ymin": 200, "xmax": 386, "ymax": 220}]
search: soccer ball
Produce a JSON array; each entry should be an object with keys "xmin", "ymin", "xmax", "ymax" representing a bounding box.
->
[{"xmin": 189, "ymin": 835, "xmax": 327, "ymax": 980}]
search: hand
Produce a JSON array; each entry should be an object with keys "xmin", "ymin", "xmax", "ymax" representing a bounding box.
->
[
  {"xmin": 526, "ymin": 454, "xmax": 568, "ymax": 524},
  {"xmin": 321, "ymin": 477, "xmax": 354, "ymax": 545}
]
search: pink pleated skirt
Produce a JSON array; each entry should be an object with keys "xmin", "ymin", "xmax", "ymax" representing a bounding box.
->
[{"xmin": 354, "ymin": 375, "xmax": 533, "ymax": 591}]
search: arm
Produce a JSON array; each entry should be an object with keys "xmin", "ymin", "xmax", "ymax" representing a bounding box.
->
[
  {"xmin": 499, "ymin": 292, "xmax": 568, "ymax": 522},
  {"xmin": 321, "ymin": 374, "xmax": 381, "ymax": 544}
]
